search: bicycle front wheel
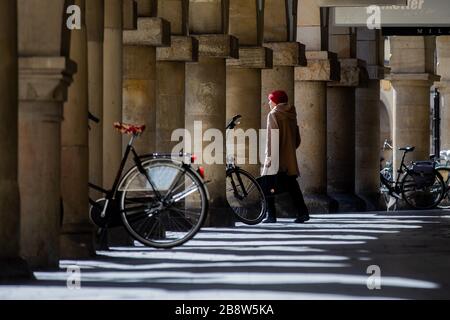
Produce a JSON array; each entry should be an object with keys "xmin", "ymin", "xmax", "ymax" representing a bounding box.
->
[
  {"xmin": 401, "ymin": 171, "xmax": 445, "ymax": 210},
  {"xmin": 436, "ymin": 167, "xmax": 450, "ymax": 209},
  {"xmin": 226, "ymin": 168, "xmax": 266, "ymax": 225},
  {"xmin": 119, "ymin": 158, "xmax": 208, "ymax": 248}
]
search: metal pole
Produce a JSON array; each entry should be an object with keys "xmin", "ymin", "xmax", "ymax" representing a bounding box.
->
[{"xmin": 434, "ymin": 88, "xmax": 441, "ymax": 157}]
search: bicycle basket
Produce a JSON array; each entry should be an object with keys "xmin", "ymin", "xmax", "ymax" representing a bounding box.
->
[{"xmin": 412, "ymin": 161, "xmax": 436, "ymax": 188}]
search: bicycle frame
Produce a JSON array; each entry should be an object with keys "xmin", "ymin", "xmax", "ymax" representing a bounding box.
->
[
  {"xmin": 381, "ymin": 149, "xmax": 412, "ymax": 198},
  {"xmin": 225, "ymin": 115, "xmax": 253, "ymax": 198},
  {"xmin": 89, "ymin": 134, "xmax": 193, "ymax": 219}
]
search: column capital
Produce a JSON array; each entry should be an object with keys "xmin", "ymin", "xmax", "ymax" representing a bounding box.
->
[
  {"xmin": 328, "ymin": 58, "xmax": 368, "ymax": 87},
  {"xmin": 193, "ymin": 35, "xmax": 239, "ymax": 59},
  {"xmin": 387, "ymin": 73, "xmax": 441, "ymax": 87},
  {"xmin": 123, "ymin": 17, "xmax": 171, "ymax": 47},
  {"xmin": 157, "ymin": 36, "xmax": 199, "ymax": 62},
  {"xmin": 226, "ymin": 47, "xmax": 273, "ymax": 69},
  {"xmin": 264, "ymin": 42, "xmax": 307, "ymax": 67},
  {"xmin": 19, "ymin": 57, "xmax": 76, "ymax": 103},
  {"xmin": 295, "ymin": 51, "xmax": 340, "ymax": 82}
]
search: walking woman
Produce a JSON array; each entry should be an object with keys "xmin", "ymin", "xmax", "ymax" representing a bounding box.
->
[{"xmin": 262, "ymin": 90, "xmax": 310, "ymax": 223}]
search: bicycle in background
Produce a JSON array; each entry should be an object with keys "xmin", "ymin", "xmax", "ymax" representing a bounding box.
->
[{"xmin": 380, "ymin": 145, "xmax": 446, "ymax": 211}]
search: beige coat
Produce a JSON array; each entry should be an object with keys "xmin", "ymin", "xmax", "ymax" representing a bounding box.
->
[{"xmin": 264, "ymin": 103, "xmax": 301, "ymax": 177}]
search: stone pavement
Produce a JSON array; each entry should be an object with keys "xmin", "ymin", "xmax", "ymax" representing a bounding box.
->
[{"xmin": 1, "ymin": 210, "xmax": 450, "ymax": 300}]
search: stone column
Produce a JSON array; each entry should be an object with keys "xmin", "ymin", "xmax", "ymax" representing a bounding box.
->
[
  {"xmin": 294, "ymin": 0, "xmax": 339, "ymax": 213},
  {"xmin": 326, "ymin": 22, "xmax": 366, "ymax": 212},
  {"xmin": 0, "ymin": 0, "xmax": 31, "ymax": 279},
  {"xmin": 18, "ymin": 0, "xmax": 75, "ymax": 268},
  {"xmin": 60, "ymin": 0, "xmax": 95, "ymax": 258},
  {"xmin": 388, "ymin": 36, "xmax": 439, "ymax": 173},
  {"xmin": 226, "ymin": 0, "xmax": 272, "ymax": 177},
  {"xmin": 87, "ymin": 0, "xmax": 105, "ymax": 200},
  {"xmin": 187, "ymin": 0, "xmax": 239, "ymax": 227},
  {"xmin": 436, "ymin": 36, "xmax": 450, "ymax": 150},
  {"xmin": 123, "ymin": 17, "xmax": 171, "ymax": 155},
  {"xmin": 327, "ymin": 59, "xmax": 367, "ymax": 212},
  {"xmin": 155, "ymin": 0, "xmax": 198, "ymax": 153},
  {"xmin": 295, "ymin": 52, "xmax": 340, "ymax": 213},
  {"xmin": 355, "ymin": 28, "xmax": 385, "ymax": 210},
  {"xmin": 103, "ymin": 0, "xmax": 124, "ymax": 188}
]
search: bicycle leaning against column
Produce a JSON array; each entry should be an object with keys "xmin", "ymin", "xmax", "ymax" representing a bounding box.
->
[
  {"xmin": 379, "ymin": 145, "xmax": 446, "ymax": 211},
  {"xmin": 88, "ymin": 122, "xmax": 209, "ymax": 249},
  {"xmin": 225, "ymin": 115, "xmax": 267, "ymax": 225}
]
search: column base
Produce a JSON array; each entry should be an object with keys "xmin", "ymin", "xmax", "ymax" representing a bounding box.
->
[
  {"xmin": 304, "ymin": 194, "xmax": 339, "ymax": 214},
  {"xmin": 205, "ymin": 206, "xmax": 236, "ymax": 228},
  {"xmin": 356, "ymin": 193, "xmax": 382, "ymax": 211},
  {"xmin": 106, "ymin": 227, "xmax": 135, "ymax": 248},
  {"xmin": 0, "ymin": 257, "xmax": 34, "ymax": 282},
  {"xmin": 60, "ymin": 225, "xmax": 96, "ymax": 259},
  {"xmin": 329, "ymin": 193, "xmax": 367, "ymax": 213},
  {"xmin": 273, "ymin": 193, "xmax": 339, "ymax": 217}
]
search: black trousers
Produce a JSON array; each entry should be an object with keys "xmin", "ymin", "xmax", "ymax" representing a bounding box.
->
[{"xmin": 266, "ymin": 175, "xmax": 309, "ymax": 218}]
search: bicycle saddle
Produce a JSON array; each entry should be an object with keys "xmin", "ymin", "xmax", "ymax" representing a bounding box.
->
[
  {"xmin": 399, "ymin": 146, "xmax": 415, "ymax": 153},
  {"xmin": 114, "ymin": 122, "xmax": 146, "ymax": 135}
]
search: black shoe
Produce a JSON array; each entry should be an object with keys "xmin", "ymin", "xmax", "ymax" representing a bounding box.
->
[
  {"xmin": 294, "ymin": 215, "xmax": 310, "ymax": 224},
  {"xmin": 262, "ymin": 216, "xmax": 277, "ymax": 224}
]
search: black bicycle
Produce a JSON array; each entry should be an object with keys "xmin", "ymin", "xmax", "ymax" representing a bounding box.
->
[
  {"xmin": 225, "ymin": 115, "xmax": 267, "ymax": 225},
  {"xmin": 89, "ymin": 122, "xmax": 209, "ymax": 249},
  {"xmin": 380, "ymin": 146, "xmax": 446, "ymax": 210}
]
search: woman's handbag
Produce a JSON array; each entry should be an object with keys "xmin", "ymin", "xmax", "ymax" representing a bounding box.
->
[{"xmin": 256, "ymin": 172, "xmax": 288, "ymax": 198}]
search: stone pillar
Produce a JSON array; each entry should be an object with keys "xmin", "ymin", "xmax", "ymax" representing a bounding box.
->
[
  {"xmin": 294, "ymin": 0, "xmax": 339, "ymax": 213},
  {"xmin": 388, "ymin": 36, "xmax": 439, "ymax": 173},
  {"xmin": 326, "ymin": 22, "xmax": 366, "ymax": 212},
  {"xmin": 87, "ymin": 0, "xmax": 105, "ymax": 200},
  {"xmin": 436, "ymin": 36, "xmax": 450, "ymax": 150},
  {"xmin": 103, "ymin": 0, "xmax": 124, "ymax": 188},
  {"xmin": 295, "ymin": 52, "xmax": 339, "ymax": 213},
  {"xmin": 60, "ymin": 0, "xmax": 95, "ymax": 258},
  {"xmin": 123, "ymin": 17, "xmax": 171, "ymax": 155},
  {"xmin": 155, "ymin": 0, "xmax": 198, "ymax": 153},
  {"xmin": 187, "ymin": 0, "xmax": 239, "ymax": 227},
  {"xmin": 18, "ymin": 0, "xmax": 75, "ymax": 268},
  {"xmin": 226, "ymin": 0, "xmax": 272, "ymax": 177},
  {"xmin": 355, "ymin": 28, "xmax": 385, "ymax": 210},
  {"xmin": 0, "ymin": 0, "xmax": 31, "ymax": 280},
  {"xmin": 327, "ymin": 59, "xmax": 367, "ymax": 212}
]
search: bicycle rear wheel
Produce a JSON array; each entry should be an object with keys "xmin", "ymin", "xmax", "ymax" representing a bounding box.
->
[
  {"xmin": 401, "ymin": 171, "xmax": 445, "ymax": 210},
  {"xmin": 119, "ymin": 158, "xmax": 208, "ymax": 248},
  {"xmin": 436, "ymin": 167, "xmax": 450, "ymax": 209},
  {"xmin": 226, "ymin": 168, "xmax": 266, "ymax": 225}
]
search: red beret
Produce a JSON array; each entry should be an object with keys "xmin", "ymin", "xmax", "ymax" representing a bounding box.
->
[{"xmin": 268, "ymin": 90, "xmax": 288, "ymax": 105}]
